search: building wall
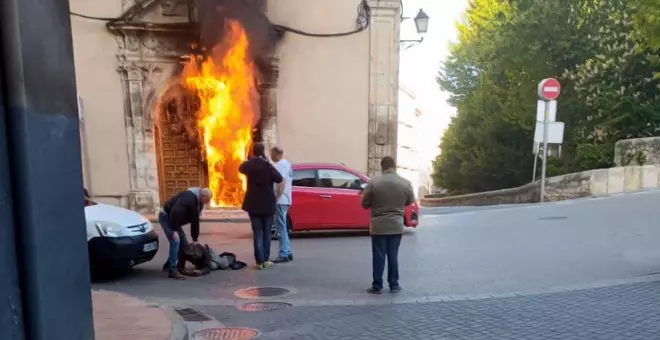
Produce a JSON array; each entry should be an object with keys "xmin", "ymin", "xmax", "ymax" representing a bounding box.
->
[
  {"xmin": 268, "ymin": 0, "xmax": 370, "ymax": 173},
  {"xmin": 397, "ymin": 85, "xmax": 421, "ymax": 198},
  {"xmin": 69, "ymin": 0, "xmax": 401, "ymax": 212},
  {"xmin": 69, "ymin": 0, "xmax": 131, "ymax": 206}
]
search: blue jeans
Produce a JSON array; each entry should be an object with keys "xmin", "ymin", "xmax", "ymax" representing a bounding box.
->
[
  {"xmin": 249, "ymin": 213, "xmax": 274, "ymax": 264},
  {"xmin": 371, "ymin": 234, "xmax": 403, "ymax": 290},
  {"xmin": 275, "ymin": 204, "xmax": 293, "ymax": 258},
  {"xmin": 159, "ymin": 211, "xmax": 188, "ymax": 272}
]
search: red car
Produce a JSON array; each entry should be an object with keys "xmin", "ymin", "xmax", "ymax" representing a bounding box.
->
[{"xmin": 272, "ymin": 163, "xmax": 420, "ymax": 237}]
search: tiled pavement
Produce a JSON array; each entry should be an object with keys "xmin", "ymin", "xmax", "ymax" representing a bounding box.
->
[
  {"xmin": 103, "ymin": 191, "xmax": 660, "ymax": 339},
  {"xmin": 198, "ymin": 280, "xmax": 660, "ymax": 340},
  {"xmin": 92, "ymin": 290, "xmax": 183, "ymax": 340}
]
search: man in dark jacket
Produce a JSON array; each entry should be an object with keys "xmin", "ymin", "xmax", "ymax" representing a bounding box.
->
[
  {"xmin": 239, "ymin": 142, "xmax": 283, "ymax": 269},
  {"xmin": 159, "ymin": 187, "xmax": 212, "ymax": 279},
  {"xmin": 360, "ymin": 156, "xmax": 415, "ymax": 294}
]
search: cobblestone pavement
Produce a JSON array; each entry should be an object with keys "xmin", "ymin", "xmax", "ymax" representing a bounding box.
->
[
  {"xmin": 92, "ymin": 290, "xmax": 178, "ymax": 340},
  {"xmin": 199, "ymin": 281, "xmax": 660, "ymax": 340},
  {"xmin": 94, "ymin": 190, "xmax": 660, "ymax": 339}
]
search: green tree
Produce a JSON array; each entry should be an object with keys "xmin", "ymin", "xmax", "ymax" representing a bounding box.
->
[
  {"xmin": 566, "ymin": 0, "xmax": 660, "ymax": 168},
  {"xmin": 634, "ymin": 0, "xmax": 660, "ymax": 49},
  {"xmin": 433, "ymin": 0, "xmax": 601, "ymax": 193}
]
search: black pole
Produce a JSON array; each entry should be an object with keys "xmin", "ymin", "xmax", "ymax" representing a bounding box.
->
[
  {"xmin": 0, "ymin": 0, "xmax": 94, "ymax": 338},
  {"xmin": 0, "ymin": 69, "xmax": 26, "ymax": 340}
]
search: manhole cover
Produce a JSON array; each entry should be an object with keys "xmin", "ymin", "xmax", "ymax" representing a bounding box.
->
[
  {"xmin": 539, "ymin": 216, "xmax": 568, "ymax": 220},
  {"xmin": 192, "ymin": 327, "xmax": 260, "ymax": 340},
  {"xmin": 234, "ymin": 286, "xmax": 292, "ymax": 299},
  {"xmin": 237, "ymin": 301, "xmax": 292, "ymax": 312},
  {"xmin": 174, "ymin": 307, "xmax": 212, "ymax": 322}
]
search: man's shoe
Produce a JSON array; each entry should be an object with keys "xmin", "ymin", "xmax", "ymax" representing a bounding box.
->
[
  {"xmin": 287, "ymin": 254, "xmax": 294, "ymax": 261},
  {"xmin": 162, "ymin": 262, "xmax": 169, "ymax": 272},
  {"xmin": 262, "ymin": 261, "xmax": 274, "ymax": 269},
  {"xmin": 168, "ymin": 270, "xmax": 186, "ymax": 280},
  {"xmin": 273, "ymin": 256, "xmax": 290, "ymax": 263},
  {"xmin": 390, "ymin": 286, "xmax": 402, "ymax": 294},
  {"xmin": 366, "ymin": 287, "xmax": 383, "ymax": 295}
]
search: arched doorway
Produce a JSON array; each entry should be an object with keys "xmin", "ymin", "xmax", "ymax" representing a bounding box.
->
[{"xmin": 154, "ymin": 86, "xmax": 208, "ymax": 205}]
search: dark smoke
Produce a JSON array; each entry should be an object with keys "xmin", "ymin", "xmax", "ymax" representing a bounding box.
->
[
  {"xmin": 197, "ymin": 0, "xmax": 281, "ymax": 70},
  {"xmin": 152, "ymin": 0, "xmax": 283, "ymax": 154}
]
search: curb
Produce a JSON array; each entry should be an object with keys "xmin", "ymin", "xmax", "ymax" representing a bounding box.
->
[{"xmin": 164, "ymin": 306, "xmax": 189, "ymax": 340}]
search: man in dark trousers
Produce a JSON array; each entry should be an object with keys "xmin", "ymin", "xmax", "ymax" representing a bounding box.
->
[
  {"xmin": 239, "ymin": 142, "xmax": 283, "ymax": 269},
  {"xmin": 360, "ymin": 156, "xmax": 415, "ymax": 294},
  {"xmin": 159, "ymin": 187, "xmax": 212, "ymax": 279}
]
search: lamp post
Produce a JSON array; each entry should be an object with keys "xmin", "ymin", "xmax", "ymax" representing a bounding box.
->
[{"xmin": 400, "ymin": 8, "xmax": 429, "ymax": 47}]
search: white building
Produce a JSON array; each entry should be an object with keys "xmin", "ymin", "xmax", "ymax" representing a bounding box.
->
[{"xmin": 397, "ymin": 84, "xmax": 422, "ymax": 198}]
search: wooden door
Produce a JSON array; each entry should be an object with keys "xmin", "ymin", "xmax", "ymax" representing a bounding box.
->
[{"xmin": 155, "ymin": 96, "xmax": 207, "ymax": 205}]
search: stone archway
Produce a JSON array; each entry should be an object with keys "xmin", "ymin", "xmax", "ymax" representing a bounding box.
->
[{"xmin": 107, "ymin": 0, "xmax": 277, "ymax": 213}]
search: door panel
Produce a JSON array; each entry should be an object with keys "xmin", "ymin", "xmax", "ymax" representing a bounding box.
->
[
  {"xmin": 317, "ymin": 169, "xmax": 369, "ymax": 228},
  {"xmin": 289, "ymin": 169, "xmax": 321, "ymax": 230}
]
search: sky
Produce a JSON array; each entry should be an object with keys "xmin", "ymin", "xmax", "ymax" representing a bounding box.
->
[{"xmin": 399, "ymin": 0, "xmax": 469, "ymax": 167}]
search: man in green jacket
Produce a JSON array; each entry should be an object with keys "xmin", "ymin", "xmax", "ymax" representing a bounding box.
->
[{"xmin": 360, "ymin": 156, "xmax": 415, "ymax": 294}]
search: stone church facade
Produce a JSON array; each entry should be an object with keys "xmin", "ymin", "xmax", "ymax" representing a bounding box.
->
[{"xmin": 70, "ymin": 0, "xmax": 402, "ymax": 213}]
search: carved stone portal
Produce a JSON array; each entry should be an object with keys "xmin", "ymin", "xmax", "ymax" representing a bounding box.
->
[{"xmin": 109, "ymin": 0, "xmax": 277, "ymax": 214}]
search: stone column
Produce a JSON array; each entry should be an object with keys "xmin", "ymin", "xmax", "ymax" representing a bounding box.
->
[
  {"xmin": 119, "ymin": 62, "xmax": 160, "ymax": 213},
  {"xmin": 366, "ymin": 0, "xmax": 401, "ymax": 176},
  {"xmin": 259, "ymin": 56, "xmax": 280, "ymax": 153}
]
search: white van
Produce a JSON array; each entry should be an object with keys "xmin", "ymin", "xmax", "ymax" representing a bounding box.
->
[{"xmin": 85, "ymin": 198, "xmax": 159, "ymax": 274}]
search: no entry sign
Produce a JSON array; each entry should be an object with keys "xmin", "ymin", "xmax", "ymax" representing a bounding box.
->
[{"xmin": 538, "ymin": 78, "xmax": 561, "ymax": 101}]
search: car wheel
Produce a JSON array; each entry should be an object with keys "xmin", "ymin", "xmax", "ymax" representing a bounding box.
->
[{"xmin": 271, "ymin": 217, "xmax": 292, "ymax": 240}]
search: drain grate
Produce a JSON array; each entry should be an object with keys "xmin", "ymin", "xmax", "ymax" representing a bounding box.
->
[
  {"xmin": 237, "ymin": 301, "xmax": 292, "ymax": 312},
  {"xmin": 174, "ymin": 307, "xmax": 212, "ymax": 322},
  {"xmin": 234, "ymin": 286, "xmax": 292, "ymax": 299},
  {"xmin": 539, "ymin": 216, "xmax": 568, "ymax": 220},
  {"xmin": 193, "ymin": 327, "xmax": 260, "ymax": 340}
]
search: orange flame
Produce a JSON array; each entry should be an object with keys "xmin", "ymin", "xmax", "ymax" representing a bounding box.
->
[{"xmin": 182, "ymin": 20, "xmax": 258, "ymax": 207}]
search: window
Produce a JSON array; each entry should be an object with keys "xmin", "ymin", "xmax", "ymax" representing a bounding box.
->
[
  {"xmin": 318, "ymin": 169, "xmax": 363, "ymax": 190},
  {"xmin": 292, "ymin": 169, "xmax": 316, "ymax": 187}
]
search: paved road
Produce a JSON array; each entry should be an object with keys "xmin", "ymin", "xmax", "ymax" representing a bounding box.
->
[{"xmin": 94, "ymin": 190, "xmax": 660, "ymax": 339}]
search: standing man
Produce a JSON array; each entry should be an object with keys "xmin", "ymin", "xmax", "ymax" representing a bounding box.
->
[
  {"xmin": 159, "ymin": 187, "xmax": 213, "ymax": 279},
  {"xmin": 360, "ymin": 156, "xmax": 415, "ymax": 294},
  {"xmin": 239, "ymin": 142, "xmax": 283, "ymax": 269},
  {"xmin": 270, "ymin": 146, "xmax": 294, "ymax": 263}
]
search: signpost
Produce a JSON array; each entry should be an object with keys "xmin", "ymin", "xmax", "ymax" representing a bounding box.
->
[{"xmin": 536, "ymin": 78, "xmax": 562, "ymax": 203}]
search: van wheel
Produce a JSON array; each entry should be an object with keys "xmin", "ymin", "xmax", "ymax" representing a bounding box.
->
[{"xmin": 271, "ymin": 217, "xmax": 292, "ymax": 240}]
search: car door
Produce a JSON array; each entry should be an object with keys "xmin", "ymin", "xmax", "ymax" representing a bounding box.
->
[
  {"xmin": 316, "ymin": 168, "xmax": 370, "ymax": 228},
  {"xmin": 288, "ymin": 168, "xmax": 322, "ymax": 230}
]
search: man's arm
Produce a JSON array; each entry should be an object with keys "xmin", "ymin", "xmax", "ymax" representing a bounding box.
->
[
  {"xmin": 404, "ymin": 181, "xmax": 415, "ymax": 206},
  {"xmin": 270, "ymin": 163, "xmax": 283, "ymax": 184},
  {"xmin": 274, "ymin": 162, "xmax": 286, "ymax": 199},
  {"xmin": 238, "ymin": 160, "xmax": 250, "ymax": 174},
  {"xmin": 276, "ymin": 181, "xmax": 285, "ymax": 199},
  {"xmin": 190, "ymin": 212, "xmax": 200, "ymax": 243},
  {"xmin": 360, "ymin": 182, "xmax": 373, "ymax": 209}
]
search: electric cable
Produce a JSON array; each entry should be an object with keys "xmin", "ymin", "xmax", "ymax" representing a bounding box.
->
[
  {"xmin": 69, "ymin": 0, "xmax": 372, "ymax": 37},
  {"xmin": 273, "ymin": 0, "xmax": 371, "ymax": 37}
]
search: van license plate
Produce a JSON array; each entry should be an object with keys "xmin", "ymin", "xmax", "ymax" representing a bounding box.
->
[{"xmin": 143, "ymin": 241, "xmax": 157, "ymax": 252}]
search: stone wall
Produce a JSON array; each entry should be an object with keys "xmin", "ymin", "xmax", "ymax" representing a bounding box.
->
[
  {"xmin": 614, "ymin": 137, "xmax": 660, "ymax": 166},
  {"xmin": 421, "ymin": 165, "xmax": 660, "ymax": 207}
]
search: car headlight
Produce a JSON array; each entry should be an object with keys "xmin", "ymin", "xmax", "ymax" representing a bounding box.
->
[
  {"xmin": 95, "ymin": 222, "xmax": 130, "ymax": 238},
  {"xmin": 143, "ymin": 221, "xmax": 154, "ymax": 233}
]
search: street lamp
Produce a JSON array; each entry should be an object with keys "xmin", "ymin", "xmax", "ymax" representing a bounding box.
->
[{"xmin": 401, "ymin": 8, "xmax": 430, "ymax": 45}]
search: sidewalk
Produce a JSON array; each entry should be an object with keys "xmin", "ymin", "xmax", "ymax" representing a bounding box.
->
[
  {"xmin": 92, "ymin": 290, "xmax": 183, "ymax": 340},
  {"xmin": 148, "ymin": 208, "xmax": 249, "ymax": 223}
]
